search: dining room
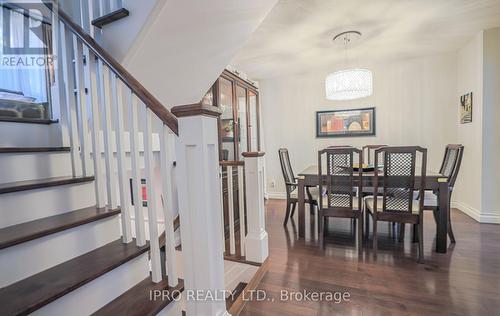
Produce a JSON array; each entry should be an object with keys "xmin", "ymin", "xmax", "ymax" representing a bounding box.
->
[{"xmin": 226, "ymin": 0, "xmax": 500, "ymax": 315}]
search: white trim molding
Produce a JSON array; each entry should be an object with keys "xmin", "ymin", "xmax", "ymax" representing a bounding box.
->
[
  {"xmin": 452, "ymin": 200, "xmax": 500, "ymax": 224},
  {"xmin": 265, "ymin": 191, "xmax": 286, "ymax": 200}
]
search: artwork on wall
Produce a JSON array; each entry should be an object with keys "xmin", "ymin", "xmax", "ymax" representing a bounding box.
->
[
  {"xmin": 221, "ymin": 119, "xmax": 234, "ymax": 142},
  {"xmin": 316, "ymin": 107, "xmax": 376, "ymax": 137},
  {"xmin": 460, "ymin": 92, "xmax": 472, "ymax": 124},
  {"xmin": 129, "ymin": 178, "xmax": 147, "ymax": 207}
]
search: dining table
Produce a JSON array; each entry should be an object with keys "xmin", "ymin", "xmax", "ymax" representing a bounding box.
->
[{"xmin": 297, "ymin": 165, "xmax": 451, "ymax": 253}]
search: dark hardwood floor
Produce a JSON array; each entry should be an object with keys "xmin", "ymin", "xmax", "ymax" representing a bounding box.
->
[{"xmin": 240, "ymin": 199, "xmax": 500, "ymax": 316}]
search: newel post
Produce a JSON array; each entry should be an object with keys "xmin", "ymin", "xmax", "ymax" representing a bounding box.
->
[
  {"xmin": 172, "ymin": 104, "xmax": 228, "ymax": 316},
  {"xmin": 242, "ymin": 152, "xmax": 269, "ymax": 263}
]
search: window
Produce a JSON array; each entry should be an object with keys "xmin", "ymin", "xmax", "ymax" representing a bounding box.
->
[{"xmin": 0, "ymin": 4, "xmax": 53, "ymax": 120}]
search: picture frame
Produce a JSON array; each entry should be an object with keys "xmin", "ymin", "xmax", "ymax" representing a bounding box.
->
[
  {"xmin": 460, "ymin": 92, "xmax": 472, "ymax": 124},
  {"xmin": 221, "ymin": 119, "xmax": 234, "ymax": 142},
  {"xmin": 316, "ymin": 107, "xmax": 376, "ymax": 138}
]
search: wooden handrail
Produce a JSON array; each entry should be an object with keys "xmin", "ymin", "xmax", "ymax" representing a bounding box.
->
[
  {"xmin": 54, "ymin": 7, "xmax": 179, "ymax": 135},
  {"xmin": 219, "ymin": 161, "xmax": 245, "ymax": 166}
]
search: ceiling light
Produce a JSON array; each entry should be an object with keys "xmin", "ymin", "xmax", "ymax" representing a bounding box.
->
[{"xmin": 325, "ymin": 31, "xmax": 373, "ymax": 101}]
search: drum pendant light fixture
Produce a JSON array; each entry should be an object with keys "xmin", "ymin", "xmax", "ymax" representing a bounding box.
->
[{"xmin": 325, "ymin": 31, "xmax": 372, "ymax": 101}]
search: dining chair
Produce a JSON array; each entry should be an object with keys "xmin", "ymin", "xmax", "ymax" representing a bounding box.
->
[
  {"xmin": 318, "ymin": 147, "xmax": 363, "ymax": 253},
  {"xmin": 364, "ymin": 146, "xmax": 427, "ymax": 263},
  {"xmin": 362, "ymin": 145, "xmax": 387, "ymax": 165},
  {"xmin": 278, "ymin": 148, "xmax": 319, "ymax": 225},
  {"xmin": 417, "ymin": 144, "xmax": 464, "ymax": 243}
]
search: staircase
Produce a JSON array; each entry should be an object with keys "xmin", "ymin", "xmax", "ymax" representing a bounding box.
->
[
  {"xmin": 0, "ymin": 1, "xmax": 270, "ymax": 315},
  {"xmin": 0, "ymin": 2, "xmax": 183, "ymax": 315}
]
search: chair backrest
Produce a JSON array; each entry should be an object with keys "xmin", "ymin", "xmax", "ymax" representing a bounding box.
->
[
  {"xmin": 439, "ymin": 144, "xmax": 464, "ymax": 188},
  {"xmin": 373, "ymin": 146, "xmax": 427, "ymax": 214},
  {"xmin": 278, "ymin": 148, "xmax": 296, "ymax": 191},
  {"xmin": 318, "ymin": 147, "xmax": 363, "ymax": 211},
  {"xmin": 362, "ymin": 145, "xmax": 387, "ymax": 165}
]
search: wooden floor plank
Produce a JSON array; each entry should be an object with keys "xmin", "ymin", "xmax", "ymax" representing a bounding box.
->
[{"xmin": 239, "ymin": 199, "xmax": 500, "ymax": 316}]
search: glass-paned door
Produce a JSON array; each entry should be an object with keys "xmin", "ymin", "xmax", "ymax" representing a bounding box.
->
[
  {"xmin": 219, "ymin": 77, "xmax": 235, "ymax": 161},
  {"xmin": 236, "ymin": 85, "xmax": 248, "ymax": 159}
]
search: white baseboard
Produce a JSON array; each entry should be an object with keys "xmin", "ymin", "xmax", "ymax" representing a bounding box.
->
[
  {"xmin": 452, "ymin": 200, "xmax": 500, "ymax": 224},
  {"xmin": 265, "ymin": 191, "xmax": 286, "ymax": 200}
]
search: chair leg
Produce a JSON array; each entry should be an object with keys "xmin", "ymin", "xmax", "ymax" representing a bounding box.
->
[
  {"xmin": 283, "ymin": 201, "xmax": 291, "ymax": 226},
  {"xmin": 432, "ymin": 210, "xmax": 438, "ymax": 225},
  {"xmin": 448, "ymin": 209, "xmax": 456, "ymax": 243},
  {"xmin": 412, "ymin": 224, "xmax": 418, "ymax": 243},
  {"xmin": 319, "ymin": 212, "xmax": 325, "ymax": 249},
  {"xmin": 357, "ymin": 215, "xmax": 363, "ymax": 255},
  {"xmin": 290, "ymin": 202, "xmax": 297, "ymax": 219},
  {"xmin": 418, "ymin": 218, "xmax": 424, "ymax": 263},
  {"xmin": 372, "ymin": 219, "xmax": 378, "ymax": 257},
  {"xmin": 365, "ymin": 210, "xmax": 370, "ymax": 238},
  {"xmin": 398, "ymin": 223, "xmax": 405, "ymax": 242}
]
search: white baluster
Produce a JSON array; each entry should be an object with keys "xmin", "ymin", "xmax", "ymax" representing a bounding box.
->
[
  {"xmin": 112, "ymin": 78, "xmax": 132, "ymax": 243},
  {"xmin": 49, "ymin": 7, "xmax": 63, "ymax": 123},
  {"xmin": 88, "ymin": 53, "xmax": 106, "ymax": 208},
  {"xmin": 143, "ymin": 108, "xmax": 162, "ymax": 283},
  {"xmin": 128, "ymin": 93, "xmax": 146, "ymax": 246},
  {"xmin": 101, "ymin": 65, "xmax": 118, "ymax": 209},
  {"xmin": 73, "ymin": 38, "xmax": 91, "ymax": 177},
  {"xmin": 238, "ymin": 165, "xmax": 246, "ymax": 256},
  {"xmin": 227, "ymin": 166, "xmax": 236, "ymax": 255},
  {"xmin": 87, "ymin": 0, "xmax": 96, "ymax": 37},
  {"xmin": 60, "ymin": 22, "xmax": 81, "ymax": 177},
  {"xmin": 160, "ymin": 124, "xmax": 178, "ymax": 286},
  {"xmin": 219, "ymin": 166, "xmax": 225, "ymax": 253}
]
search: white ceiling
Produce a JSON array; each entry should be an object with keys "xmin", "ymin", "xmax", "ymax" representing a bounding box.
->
[{"xmin": 231, "ymin": 0, "xmax": 500, "ymax": 79}]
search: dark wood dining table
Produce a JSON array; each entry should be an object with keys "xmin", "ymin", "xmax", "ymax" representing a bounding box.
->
[{"xmin": 297, "ymin": 165, "xmax": 450, "ymax": 253}]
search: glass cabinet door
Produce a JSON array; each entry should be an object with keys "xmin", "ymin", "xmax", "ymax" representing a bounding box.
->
[
  {"xmin": 219, "ymin": 77, "xmax": 235, "ymax": 161},
  {"xmin": 248, "ymin": 90, "xmax": 259, "ymax": 151},
  {"xmin": 236, "ymin": 85, "xmax": 248, "ymax": 159}
]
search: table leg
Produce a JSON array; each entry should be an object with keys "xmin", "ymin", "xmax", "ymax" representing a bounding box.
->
[
  {"xmin": 436, "ymin": 181, "xmax": 449, "ymax": 253},
  {"xmin": 298, "ymin": 177, "xmax": 305, "ymax": 238}
]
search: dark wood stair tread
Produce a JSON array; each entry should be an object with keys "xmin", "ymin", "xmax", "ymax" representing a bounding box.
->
[
  {"xmin": 0, "ymin": 147, "xmax": 70, "ymax": 153},
  {"xmin": 92, "ymin": 8, "xmax": 129, "ymax": 28},
  {"xmin": 0, "ymin": 176, "xmax": 95, "ymax": 194},
  {"xmin": 0, "ymin": 117, "xmax": 58, "ymax": 124},
  {"xmin": 0, "ymin": 239, "xmax": 150, "ymax": 315},
  {"xmin": 93, "ymin": 276, "xmax": 184, "ymax": 316},
  {"xmin": 0, "ymin": 206, "xmax": 121, "ymax": 250}
]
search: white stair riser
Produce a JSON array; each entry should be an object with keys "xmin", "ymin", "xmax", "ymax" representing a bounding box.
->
[
  {"xmin": 0, "ymin": 182, "xmax": 96, "ymax": 229},
  {"xmin": 32, "ymin": 252, "xmax": 149, "ymax": 316},
  {"xmin": 0, "ymin": 122, "xmax": 63, "ymax": 148},
  {"xmin": 0, "ymin": 152, "xmax": 72, "ymax": 184},
  {"xmin": 0, "ymin": 215, "xmax": 121, "ymax": 287}
]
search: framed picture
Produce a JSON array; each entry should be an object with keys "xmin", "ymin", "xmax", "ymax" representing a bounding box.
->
[
  {"xmin": 316, "ymin": 107, "xmax": 376, "ymax": 137},
  {"xmin": 130, "ymin": 178, "xmax": 147, "ymax": 207},
  {"xmin": 460, "ymin": 92, "xmax": 472, "ymax": 124},
  {"xmin": 221, "ymin": 119, "xmax": 234, "ymax": 142}
]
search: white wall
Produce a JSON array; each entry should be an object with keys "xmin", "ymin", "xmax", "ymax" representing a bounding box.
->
[
  {"xmin": 454, "ymin": 32, "xmax": 484, "ymax": 219},
  {"xmin": 122, "ymin": 0, "xmax": 278, "ymax": 107},
  {"xmin": 481, "ymin": 27, "xmax": 500, "ymax": 222},
  {"xmin": 454, "ymin": 28, "xmax": 500, "ymax": 224},
  {"xmin": 260, "ymin": 53, "xmax": 458, "ymax": 198}
]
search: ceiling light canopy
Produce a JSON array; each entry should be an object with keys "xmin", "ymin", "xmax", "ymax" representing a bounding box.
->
[{"xmin": 325, "ymin": 31, "xmax": 373, "ymax": 101}]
